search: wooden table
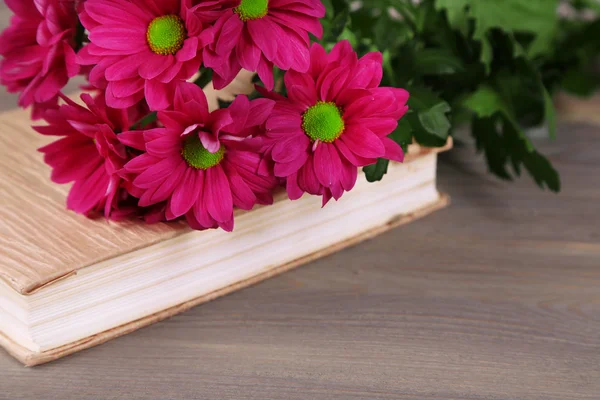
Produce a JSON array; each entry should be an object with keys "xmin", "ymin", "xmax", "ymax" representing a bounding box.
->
[{"xmin": 1, "ymin": 120, "xmax": 598, "ymax": 399}]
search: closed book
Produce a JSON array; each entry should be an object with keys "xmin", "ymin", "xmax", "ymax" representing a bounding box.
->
[{"xmin": 0, "ymin": 83, "xmax": 451, "ymax": 366}]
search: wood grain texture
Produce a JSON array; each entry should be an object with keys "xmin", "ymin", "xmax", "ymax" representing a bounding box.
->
[
  {"xmin": 0, "ymin": 121, "xmax": 598, "ymax": 399},
  {"xmin": 555, "ymin": 93, "xmax": 600, "ymax": 125}
]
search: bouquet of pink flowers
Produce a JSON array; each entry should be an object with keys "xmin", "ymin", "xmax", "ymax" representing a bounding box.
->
[{"xmin": 0, "ymin": 0, "xmax": 409, "ymax": 231}]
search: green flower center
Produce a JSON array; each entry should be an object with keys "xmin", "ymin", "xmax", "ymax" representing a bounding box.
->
[
  {"xmin": 302, "ymin": 102, "xmax": 345, "ymax": 143},
  {"xmin": 147, "ymin": 15, "xmax": 186, "ymax": 56},
  {"xmin": 235, "ymin": 0, "xmax": 269, "ymax": 21},
  {"xmin": 182, "ymin": 134, "xmax": 225, "ymax": 170}
]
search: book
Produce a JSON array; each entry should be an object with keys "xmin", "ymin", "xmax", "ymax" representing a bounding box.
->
[{"xmin": 0, "ymin": 82, "xmax": 451, "ymax": 366}]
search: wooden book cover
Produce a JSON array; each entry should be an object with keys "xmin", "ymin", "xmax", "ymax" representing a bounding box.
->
[{"xmin": 0, "ymin": 79, "xmax": 451, "ymax": 366}]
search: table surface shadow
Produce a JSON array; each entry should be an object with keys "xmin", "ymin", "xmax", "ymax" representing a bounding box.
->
[{"xmin": 1, "ymin": 119, "xmax": 599, "ymax": 399}]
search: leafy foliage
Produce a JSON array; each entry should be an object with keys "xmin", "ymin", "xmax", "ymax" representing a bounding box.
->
[
  {"xmin": 318, "ymin": 0, "xmax": 600, "ymax": 190},
  {"xmin": 436, "ymin": 0, "xmax": 559, "ymax": 62}
]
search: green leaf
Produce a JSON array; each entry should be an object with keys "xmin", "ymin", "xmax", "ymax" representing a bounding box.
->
[
  {"xmin": 321, "ymin": 0, "xmax": 335, "ymax": 18},
  {"xmin": 435, "ymin": 0, "xmax": 559, "ymax": 66},
  {"xmin": 374, "ymin": 16, "xmax": 413, "ymax": 51},
  {"xmin": 407, "ymin": 86, "xmax": 452, "ymax": 146},
  {"xmin": 472, "ymin": 116, "xmax": 512, "ymax": 180},
  {"xmin": 389, "ymin": 118, "xmax": 413, "ymax": 153},
  {"xmin": 338, "ymin": 28, "xmax": 358, "ymax": 48},
  {"xmin": 74, "ymin": 21, "xmax": 86, "ymax": 52},
  {"xmin": 514, "ymin": 39, "xmax": 556, "ymax": 140},
  {"xmin": 471, "ymin": 115, "xmax": 560, "ymax": 192},
  {"xmin": 330, "ymin": 0, "xmax": 349, "ymax": 14},
  {"xmin": 218, "ymin": 99, "xmax": 233, "ymax": 109},
  {"xmin": 502, "ymin": 122, "xmax": 561, "ymax": 192},
  {"xmin": 480, "ymin": 37, "xmax": 493, "ymax": 74},
  {"xmin": 413, "ymin": 49, "xmax": 465, "ymax": 75},
  {"xmin": 418, "ymin": 102, "xmax": 452, "ymax": 139},
  {"xmin": 578, "ymin": 0, "xmax": 600, "ymax": 12},
  {"xmin": 462, "ymin": 84, "xmax": 507, "ymax": 118},
  {"xmin": 331, "ymin": 0, "xmax": 570, "ymax": 193},
  {"xmin": 194, "ymin": 68, "xmax": 213, "ymax": 89},
  {"xmin": 364, "ymin": 159, "xmax": 390, "ymax": 182},
  {"xmin": 522, "ymin": 151, "xmax": 561, "ymax": 192},
  {"xmin": 504, "ymin": 38, "xmax": 557, "ymax": 140},
  {"xmin": 407, "ymin": 86, "xmax": 446, "ymax": 112},
  {"xmin": 560, "ymin": 68, "xmax": 600, "ymax": 97},
  {"xmin": 462, "ymin": 84, "xmax": 535, "ymax": 152},
  {"xmin": 435, "ymin": 0, "xmax": 470, "ymax": 34},
  {"xmin": 541, "ymin": 83, "xmax": 556, "ymax": 140},
  {"xmin": 130, "ymin": 112, "xmax": 158, "ymax": 130},
  {"xmin": 323, "ymin": 7, "xmax": 350, "ymax": 42}
]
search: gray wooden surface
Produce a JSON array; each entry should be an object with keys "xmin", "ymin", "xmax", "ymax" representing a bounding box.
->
[
  {"xmin": 1, "ymin": 120, "xmax": 599, "ymax": 399},
  {"xmin": 1, "ymin": 6, "xmax": 599, "ymax": 400}
]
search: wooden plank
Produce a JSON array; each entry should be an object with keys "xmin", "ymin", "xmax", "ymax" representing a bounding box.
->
[{"xmin": 1, "ymin": 121, "xmax": 598, "ymax": 399}]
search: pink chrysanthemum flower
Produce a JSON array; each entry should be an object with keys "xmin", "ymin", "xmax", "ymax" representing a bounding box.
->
[
  {"xmin": 0, "ymin": 0, "xmax": 80, "ymax": 118},
  {"xmin": 261, "ymin": 41, "xmax": 409, "ymax": 205},
  {"xmin": 37, "ymin": 93, "xmax": 147, "ymax": 218},
  {"xmin": 120, "ymin": 83, "xmax": 277, "ymax": 231},
  {"xmin": 77, "ymin": 0, "xmax": 216, "ymax": 111},
  {"xmin": 203, "ymin": 0, "xmax": 326, "ymax": 90}
]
